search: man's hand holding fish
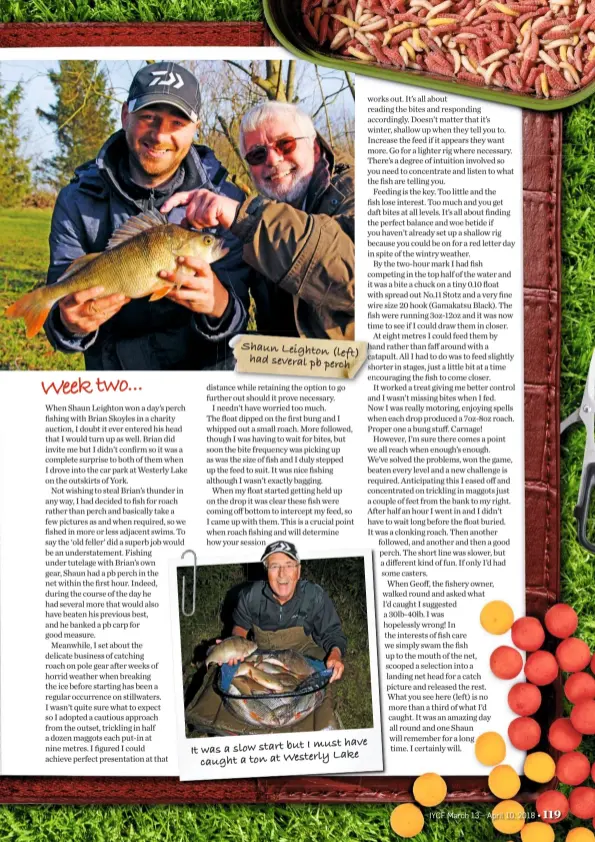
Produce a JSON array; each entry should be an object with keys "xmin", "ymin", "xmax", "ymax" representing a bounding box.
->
[
  {"xmin": 161, "ymin": 101, "xmax": 355, "ymax": 342},
  {"xmin": 159, "ymin": 255, "xmax": 229, "ymax": 318},
  {"xmin": 58, "ymin": 286, "xmax": 131, "ymax": 337},
  {"xmin": 326, "ymin": 647, "xmax": 345, "ymax": 684}
]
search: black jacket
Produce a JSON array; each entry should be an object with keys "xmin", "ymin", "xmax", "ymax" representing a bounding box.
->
[{"xmin": 233, "ymin": 579, "xmax": 347, "ymax": 656}]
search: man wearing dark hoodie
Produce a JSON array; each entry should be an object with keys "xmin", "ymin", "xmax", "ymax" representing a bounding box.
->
[
  {"xmin": 161, "ymin": 101, "xmax": 355, "ymax": 342},
  {"xmin": 45, "ymin": 62, "xmax": 249, "ymax": 370}
]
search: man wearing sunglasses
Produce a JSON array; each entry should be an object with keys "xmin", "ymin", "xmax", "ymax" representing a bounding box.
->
[{"xmin": 161, "ymin": 101, "xmax": 354, "ymax": 341}]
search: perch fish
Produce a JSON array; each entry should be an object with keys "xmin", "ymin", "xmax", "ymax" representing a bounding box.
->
[
  {"xmin": 5, "ymin": 210, "xmax": 228, "ymax": 338},
  {"xmin": 223, "ymin": 649, "xmax": 328, "ymax": 728}
]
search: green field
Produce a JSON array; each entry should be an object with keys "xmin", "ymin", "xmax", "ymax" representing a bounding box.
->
[
  {"xmin": 0, "ymin": 207, "xmax": 84, "ymax": 370},
  {"xmin": 2, "ymin": 0, "xmax": 260, "ymax": 22}
]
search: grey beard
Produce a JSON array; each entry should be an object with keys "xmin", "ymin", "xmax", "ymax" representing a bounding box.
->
[{"xmin": 257, "ymin": 168, "xmax": 311, "ymax": 205}]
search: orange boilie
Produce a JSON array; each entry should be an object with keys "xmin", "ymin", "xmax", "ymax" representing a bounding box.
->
[
  {"xmin": 571, "ymin": 700, "xmax": 595, "ymax": 735},
  {"xmin": 475, "ymin": 732, "xmax": 506, "ymax": 766},
  {"xmin": 521, "ymin": 824, "xmax": 555, "ymax": 842},
  {"xmin": 523, "ymin": 753, "xmax": 556, "ymax": 784},
  {"xmin": 508, "ymin": 683, "xmax": 542, "ymax": 716},
  {"xmin": 480, "ymin": 601, "xmax": 515, "ymax": 635},
  {"xmin": 488, "ymin": 765, "xmax": 521, "ymax": 799},
  {"xmin": 491, "ymin": 800, "xmax": 526, "ymax": 835},
  {"xmin": 535, "ymin": 790, "xmax": 569, "ymax": 824},
  {"xmin": 565, "ymin": 672, "xmax": 595, "ymax": 704},
  {"xmin": 556, "ymin": 638, "xmax": 592, "ymax": 673},
  {"xmin": 544, "ymin": 603, "xmax": 579, "ymax": 639},
  {"xmin": 548, "ymin": 718, "xmax": 582, "ymax": 752},
  {"xmin": 525, "ymin": 650, "xmax": 559, "ymax": 686},
  {"xmin": 412, "ymin": 773, "xmax": 447, "ymax": 807},
  {"xmin": 511, "ymin": 617, "xmax": 545, "ymax": 652},
  {"xmin": 390, "ymin": 804, "xmax": 424, "ymax": 838},
  {"xmin": 556, "ymin": 751, "xmax": 591, "ymax": 786},
  {"xmin": 491, "ymin": 646, "xmax": 523, "ymax": 680},
  {"xmin": 567, "ymin": 829, "xmax": 595, "ymax": 842},
  {"xmin": 569, "ymin": 787, "xmax": 595, "ymax": 820},
  {"xmin": 508, "ymin": 717, "xmax": 541, "ymax": 751}
]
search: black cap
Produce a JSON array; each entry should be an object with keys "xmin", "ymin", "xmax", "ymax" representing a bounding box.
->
[
  {"xmin": 127, "ymin": 62, "xmax": 201, "ymax": 123},
  {"xmin": 261, "ymin": 541, "xmax": 300, "ymax": 564}
]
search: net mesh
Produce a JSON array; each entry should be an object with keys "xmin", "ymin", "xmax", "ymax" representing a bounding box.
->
[{"xmin": 216, "ymin": 649, "xmax": 332, "ymax": 729}]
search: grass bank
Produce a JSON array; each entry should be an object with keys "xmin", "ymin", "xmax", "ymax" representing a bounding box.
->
[
  {"xmin": 0, "ymin": 206, "xmax": 84, "ymax": 371},
  {"xmin": 2, "ymin": 0, "xmax": 260, "ymax": 22}
]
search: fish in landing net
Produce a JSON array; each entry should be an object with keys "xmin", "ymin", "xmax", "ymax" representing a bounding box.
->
[
  {"xmin": 205, "ymin": 637, "xmax": 258, "ymax": 667},
  {"xmin": 5, "ymin": 210, "xmax": 229, "ymax": 338}
]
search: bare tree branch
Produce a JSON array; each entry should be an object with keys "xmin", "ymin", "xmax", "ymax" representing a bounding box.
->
[
  {"xmin": 217, "ymin": 113, "xmax": 252, "ymax": 181},
  {"xmin": 286, "ymin": 61, "xmax": 297, "ymax": 103},
  {"xmin": 225, "ymin": 59, "xmax": 289, "ymax": 100},
  {"xmin": 311, "ymin": 84, "xmax": 350, "ymax": 119},
  {"xmin": 345, "ymin": 71, "xmax": 355, "ymax": 100},
  {"xmin": 225, "ymin": 60, "xmax": 253, "ymax": 79},
  {"xmin": 315, "ymin": 65, "xmax": 334, "ymax": 147}
]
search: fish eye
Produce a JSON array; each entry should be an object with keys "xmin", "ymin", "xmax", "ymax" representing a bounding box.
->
[{"xmin": 203, "ymin": 235, "xmax": 213, "ymax": 246}]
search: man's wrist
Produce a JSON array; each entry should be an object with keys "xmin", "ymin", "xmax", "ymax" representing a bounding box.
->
[
  {"xmin": 211, "ymin": 278, "xmax": 230, "ymax": 319},
  {"xmin": 219, "ymin": 196, "xmax": 241, "ymax": 229},
  {"xmin": 58, "ymin": 307, "xmax": 91, "ymax": 338}
]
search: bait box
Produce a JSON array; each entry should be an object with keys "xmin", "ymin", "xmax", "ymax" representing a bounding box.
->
[{"xmin": 264, "ymin": 0, "xmax": 595, "ymax": 110}]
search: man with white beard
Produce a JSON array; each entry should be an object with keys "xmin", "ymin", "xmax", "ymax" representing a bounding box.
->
[{"xmin": 161, "ymin": 101, "xmax": 355, "ymax": 340}]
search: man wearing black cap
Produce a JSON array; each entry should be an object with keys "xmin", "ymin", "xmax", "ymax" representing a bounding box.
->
[
  {"xmin": 44, "ymin": 61, "xmax": 249, "ymax": 370},
  {"xmin": 231, "ymin": 540, "xmax": 346, "ymax": 683}
]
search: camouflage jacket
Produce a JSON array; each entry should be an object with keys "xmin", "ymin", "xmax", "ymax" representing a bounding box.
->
[{"xmin": 230, "ymin": 138, "xmax": 355, "ymax": 341}]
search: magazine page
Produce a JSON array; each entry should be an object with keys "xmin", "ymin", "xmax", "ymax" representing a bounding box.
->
[
  {"xmin": 169, "ymin": 549, "xmax": 383, "ymax": 780},
  {"xmin": 0, "ymin": 46, "xmax": 524, "ymax": 779}
]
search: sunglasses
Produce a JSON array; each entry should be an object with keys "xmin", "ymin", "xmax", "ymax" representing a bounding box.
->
[{"xmin": 244, "ymin": 136, "xmax": 309, "ymax": 166}]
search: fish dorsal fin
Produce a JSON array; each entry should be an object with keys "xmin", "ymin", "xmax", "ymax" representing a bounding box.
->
[
  {"xmin": 57, "ymin": 252, "xmax": 101, "ymax": 283},
  {"xmin": 106, "ymin": 210, "xmax": 167, "ymax": 250}
]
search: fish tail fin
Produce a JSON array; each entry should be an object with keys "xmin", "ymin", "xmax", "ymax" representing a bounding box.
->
[{"xmin": 5, "ymin": 288, "xmax": 52, "ymax": 338}]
